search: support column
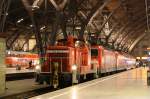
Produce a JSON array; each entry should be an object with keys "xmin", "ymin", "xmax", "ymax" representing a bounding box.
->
[{"xmin": 0, "ymin": 38, "xmax": 6, "ymax": 94}]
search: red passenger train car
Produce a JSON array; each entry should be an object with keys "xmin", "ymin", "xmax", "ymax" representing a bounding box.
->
[
  {"xmin": 6, "ymin": 51, "xmax": 39, "ymax": 69},
  {"xmin": 91, "ymin": 46, "xmax": 136, "ymax": 76},
  {"xmin": 91, "ymin": 46, "xmax": 117, "ymax": 75}
]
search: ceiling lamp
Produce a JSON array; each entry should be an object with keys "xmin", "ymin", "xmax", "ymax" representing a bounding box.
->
[{"xmin": 17, "ymin": 18, "xmax": 24, "ymax": 23}]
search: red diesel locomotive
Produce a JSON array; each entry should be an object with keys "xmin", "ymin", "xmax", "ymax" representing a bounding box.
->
[
  {"xmin": 36, "ymin": 36, "xmax": 93, "ymax": 87},
  {"xmin": 35, "ymin": 37, "xmax": 136, "ymax": 88}
]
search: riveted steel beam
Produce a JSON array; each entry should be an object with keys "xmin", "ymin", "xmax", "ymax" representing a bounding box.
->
[
  {"xmin": 49, "ymin": 11, "xmax": 60, "ymax": 45},
  {"xmin": 21, "ymin": 0, "xmax": 45, "ymax": 57},
  {"xmin": 111, "ymin": 21, "xmax": 130, "ymax": 44},
  {"xmin": 122, "ymin": 28, "xmax": 145, "ymax": 50},
  {"xmin": 116, "ymin": 16, "xmax": 146, "ymax": 45},
  {"xmin": 6, "ymin": 30, "xmax": 20, "ymax": 49},
  {"xmin": 0, "ymin": 0, "xmax": 11, "ymax": 32},
  {"xmin": 49, "ymin": 0, "xmax": 67, "ymax": 11},
  {"xmin": 79, "ymin": 0, "xmax": 112, "ymax": 40},
  {"xmin": 113, "ymin": 16, "xmax": 146, "ymax": 47},
  {"xmin": 20, "ymin": 33, "xmax": 34, "ymax": 50},
  {"xmin": 105, "ymin": 22, "xmax": 119, "ymax": 45},
  {"xmin": 129, "ymin": 33, "xmax": 146, "ymax": 52},
  {"xmin": 60, "ymin": 16, "xmax": 68, "ymax": 39},
  {"xmin": 120, "ymin": 22, "xmax": 146, "ymax": 49},
  {"xmin": 96, "ymin": 3, "xmax": 121, "ymax": 37},
  {"xmin": 116, "ymin": 17, "xmax": 146, "ymax": 49},
  {"xmin": 128, "ymin": 28, "xmax": 146, "ymax": 46},
  {"xmin": 122, "ymin": 28, "xmax": 145, "ymax": 51},
  {"xmin": 105, "ymin": 15, "xmax": 132, "ymax": 46}
]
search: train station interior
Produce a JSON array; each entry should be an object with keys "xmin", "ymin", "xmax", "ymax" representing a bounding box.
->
[{"xmin": 1, "ymin": 0, "xmax": 150, "ymax": 99}]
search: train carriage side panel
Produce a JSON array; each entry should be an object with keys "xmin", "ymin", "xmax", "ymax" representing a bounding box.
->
[
  {"xmin": 116, "ymin": 52, "xmax": 126, "ymax": 71},
  {"xmin": 6, "ymin": 51, "xmax": 39, "ymax": 68},
  {"xmin": 103, "ymin": 49, "xmax": 117, "ymax": 73}
]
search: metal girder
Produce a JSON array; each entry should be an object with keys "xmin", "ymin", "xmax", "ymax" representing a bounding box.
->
[
  {"xmin": 96, "ymin": 3, "xmax": 121, "ymax": 37},
  {"xmin": 104, "ymin": 9, "xmax": 134, "ymax": 45},
  {"xmin": 49, "ymin": 11, "xmax": 60, "ymax": 45},
  {"xmin": 60, "ymin": 13, "xmax": 68, "ymax": 39},
  {"xmin": 0, "ymin": 0, "xmax": 11, "ymax": 32},
  {"xmin": 129, "ymin": 33, "xmax": 146, "ymax": 52},
  {"xmin": 116, "ymin": 16, "xmax": 146, "ymax": 44},
  {"xmin": 119, "ymin": 22, "xmax": 146, "ymax": 48},
  {"xmin": 21, "ymin": 0, "xmax": 44, "ymax": 58},
  {"xmin": 116, "ymin": 17, "xmax": 146, "ymax": 49},
  {"xmin": 121, "ymin": 27, "xmax": 145, "ymax": 51},
  {"xmin": 6, "ymin": 30, "xmax": 21, "ymax": 49},
  {"xmin": 22, "ymin": 0, "xmax": 68, "ymax": 47},
  {"xmin": 79, "ymin": 0, "xmax": 112, "ymax": 40},
  {"xmin": 121, "ymin": 22, "xmax": 146, "ymax": 46},
  {"xmin": 20, "ymin": 33, "xmax": 34, "ymax": 50},
  {"xmin": 105, "ymin": 22, "xmax": 119, "ymax": 44},
  {"xmin": 122, "ymin": 28, "xmax": 145, "ymax": 51},
  {"xmin": 31, "ymin": 13, "xmax": 44, "ymax": 54},
  {"xmin": 49, "ymin": 0, "xmax": 68, "ymax": 40},
  {"xmin": 49, "ymin": 0, "xmax": 67, "ymax": 11},
  {"xmin": 128, "ymin": 28, "xmax": 146, "ymax": 46},
  {"xmin": 112, "ymin": 21, "xmax": 130, "ymax": 44},
  {"xmin": 88, "ymin": 0, "xmax": 112, "ymax": 24},
  {"xmin": 113, "ymin": 16, "xmax": 146, "ymax": 48}
]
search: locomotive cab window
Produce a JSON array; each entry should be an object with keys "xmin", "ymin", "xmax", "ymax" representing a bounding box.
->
[{"xmin": 91, "ymin": 49, "xmax": 98, "ymax": 56}]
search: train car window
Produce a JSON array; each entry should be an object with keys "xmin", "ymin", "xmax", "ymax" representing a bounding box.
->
[{"xmin": 91, "ymin": 49, "xmax": 98, "ymax": 56}]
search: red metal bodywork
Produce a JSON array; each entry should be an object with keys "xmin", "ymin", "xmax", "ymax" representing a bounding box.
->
[
  {"xmin": 5, "ymin": 51, "xmax": 39, "ymax": 68},
  {"xmin": 42, "ymin": 37, "xmax": 91, "ymax": 75}
]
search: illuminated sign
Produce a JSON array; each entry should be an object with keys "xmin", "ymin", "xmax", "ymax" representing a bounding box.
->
[
  {"xmin": 136, "ymin": 57, "xmax": 140, "ymax": 59},
  {"xmin": 141, "ymin": 57, "xmax": 148, "ymax": 60}
]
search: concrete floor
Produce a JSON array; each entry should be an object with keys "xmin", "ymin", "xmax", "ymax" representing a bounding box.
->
[{"xmin": 30, "ymin": 67, "xmax": 150, "ymax": 99}]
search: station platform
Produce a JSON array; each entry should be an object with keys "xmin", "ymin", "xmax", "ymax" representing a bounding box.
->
[
  {"xmin": 6, "ymin": 68, "xmax": 35, "ymax": 81},
  {"xmin": 0, "ymin": 78, "xmax": 49, "ymax": 98},
  {"xmin": 30, "ymin": 67, "xmax": 150, "ymax": 99},
  {"xmin": 6, "ymin": 68, "xmax": 35, "ymax": 74}
]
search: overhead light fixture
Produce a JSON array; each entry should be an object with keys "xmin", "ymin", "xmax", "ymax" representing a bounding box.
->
[
  {"xmin": 141, "ymin": 57, "xmax": 148, "ymax": 60},
  {"xmin": 136, "ymin": 57, "xmax": 141, "ymax": 59},
  {"xmin": 40, "ymin": 26, "xmax": 46, "ymax": 30},
  {"xmin": 30, "ymin": 24, "xmax": 33, "ymax": 27},
  {"xmin": 17, "ymin": 18, "xmax": 24, "ymax": 23},
  {"xmin": 6, "ymin": 12, "xmax": 8, "ymax": 16},
  {"xmin": 148, "ymin": 52, "xmax": 150, "ymax": 55},
  {"xmin": 75, "ymin": 26, "xmax": 81, "ymax": 30}
]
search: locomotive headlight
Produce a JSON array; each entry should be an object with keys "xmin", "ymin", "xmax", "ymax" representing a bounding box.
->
[
  {"xmin": 35, "ymin": 65, "xmax": 40, "ymax": 70},
  {"xmin": 72, "ymin": 64, "xmax": 77, "ymax": 70}
]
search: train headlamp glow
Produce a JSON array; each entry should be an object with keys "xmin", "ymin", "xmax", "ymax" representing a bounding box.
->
[
  {"xmin": 35, "ymin": 65, "xmax": 40, "ymax": 70},
  {"xmin": 7, "ymin": 51, "xmax": 11, "ymax": 55},
  {"xmin": 72, "ymin": 64, "xmax": 77, "ymax": 70}
]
